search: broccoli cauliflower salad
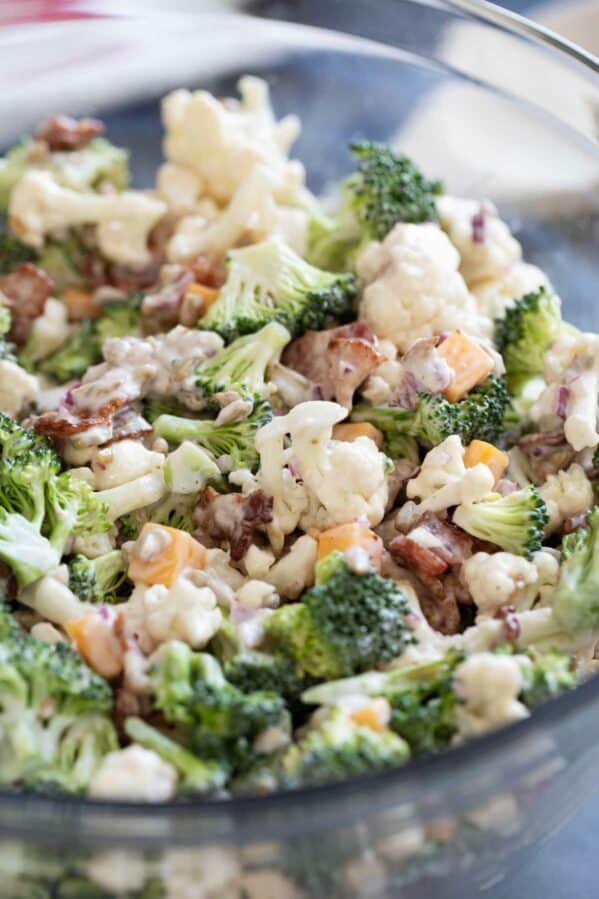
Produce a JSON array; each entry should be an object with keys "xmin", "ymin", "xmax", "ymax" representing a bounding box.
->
[{"xmin": 0, "ymin": 76, "xmax": 596, "ymax": 803}]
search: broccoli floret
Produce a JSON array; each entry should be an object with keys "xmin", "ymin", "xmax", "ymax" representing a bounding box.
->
[
  {"xmin": 265, "ymin": 552, "xmax": 415, "ymax": 680},
  {"xmin": 0, "ymin": 136, "xmax": 129, "ymax": 211},
  {"xmin": 0, "ymin": 232, "xmax": 37, "ymax": 275},
  {"xmin": 352, "ymin": 377, "xmax": 509, "ymax": 451},
  {"xmin": 0, "ymin": 414, "xmax": 109, "ymax": 585},
  {"xmin": 0, "ymin": 600, "xmax": 19, "ymax": 639},
  {"xmin": 453, "ymin": 485, "xmax": 548, "ymax": 559},
  {"xmin": 36, "ymin": 236, "xmax": 86, "ymax": 291},
  {"xmin": 308, "ymin": 142, "xmax": 442, "ymax": 271},
  {"xmin": 118, "ymin": 491, "xmax": 197, "ymax": 542},
  {"xmin": 0, "ymin": 295, "xmax": 16, "ymax": 362},
  {"xmin": 41, "ymin": 293, "xmax": 143, "ymax": 383},
  {"xmin": 143, "ymin": 395, "xmax": 189, "ymax": 424},
  {"xmin": 200, "ymin": 237, "xmax": 357, "ymax": 342},
  {"xmin": 303, "ymin": 652, "xmax": 463, "ymax": 755},
  {"xmin": 243, "ymin": 709, "xmax": 410, "ymax": 791},
  {"xmin": 0, "ymin": 635, "xmax": 115, "ymax": 789},
  {"xmin": 154, "ymin": 398, "xmax": 272, "ymax": 473},
  {"xmin": 67, "ymin": 550, "xmax": 128, "ymax": 604},
  {"xmin": 494, "ymin": 287, "xmax": 562, "ymax": 393},
  {"xmin": 224, "ymin": 651, "xmax": 304, "ymax": 701},
  {"xmin": 195, "ymin": 322, "xmax": 290, "ymax": 404},
  {"xmin": 553, "ymin": 507, "xmax": 599, "ymax": 631},
  {"xmin": 150, "ymin": 641, "xmax": 290, "ymax": 776},
  {"xmin": 124, "ymin": 716, "xmax": 226, "ymax": 795},
  {"xmin": 519, "ymin": 650, "xmax": 577, "ymax": 708}
]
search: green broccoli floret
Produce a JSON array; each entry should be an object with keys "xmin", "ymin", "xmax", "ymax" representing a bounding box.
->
[
  {"xmin": 117, "ymin": 491, "xmax": 198, "ymax": 542},
  {"xmin": 553, "ymin": 507, "xmax": 599, "ymax": 631},
  {"xmin": 279, "ymin": 709, "xmax": 409, "ymax": 789},
  {"xmin": 494, "ymin": 287, "xmax": 562, "ymax": 393},
  {"xmin": 150, "ymin": 641, "xmax": 290, "ymax": 776},
  {"xmin": 519, "ymin": 649, "xmax": 577, "ymax": 708},
  {"xmin": 195, "ymin": 322, "xmax": 290, "ymax": 404},
  {"xmin": 453, "ymin": 485, "xmax": 548, "ymax": 559},
  {"xmin": 40, "ymin": 293, "xmax": 143, "ymax": 383},
  {"xmin": 0, "ymin": 232, "xmax": 37, "ymax": 275},
  {"xmin": 265, "ymin": 552, "xmax": 415, "ymax": 681},
  {"xmin": 0, "ymin": 600, "xmax": 19, "ymax": 639},
  {"xmin": 352, "ymin": 377, "xmax": 509, "ymax": 451},
  {"xmin": 143, "ymin": 395, "xmax": 189, "ymax": 424},
  {"xmin": 153, "ymin": 398, "xmax": 272, "ymax": 473},
  {"xmin": 0, "ymin": 414, "xmax": 110, "ymax": 585},
  {"xmin": 199, "ymin": 237, "xmax": 357, "ymax": 342},
  {"xmin": 36, "ymin": 236, "xmax": 86, "ymax": 291},
  {"xmin": 124, "ymin": 716, "xmax": 226, "ymax": 795},
  {"xmin": 0, "ymin": 136, "xmax": 129, "ymax": 211},
  {"xmin": 67, "ymin": 550, "xmax": 128, "ymax": 604},
  {"xmin": 0, "ymin": 300, "xmax": 16, "ymax": 363},
  {"xmin": 0, "ymin": 634, "xmax": 115, "ymax": 789},
  {"xmin": 308, "ymin": 141, "xmax": 442, "ymax": 271},
  {"xmin": 303, "ymin": 652, "xmax": 463, "ymax": 755},
  {"xmin": 224, "ymin": 651, "xmax": 304, "ymax": 701}
]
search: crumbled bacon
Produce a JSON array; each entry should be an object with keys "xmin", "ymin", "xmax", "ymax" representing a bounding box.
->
[
  {"xmin": 517, "ymin": 429, "xmax": 575, "ymax": 481},
  {"xmin": 105, "ymin": 406, "xmax": 153, "ymax": 445},
  {"xmin": 33, "ymin": 404, "xmax": 113, "ymax": 437},
  {"xmin": 141, "ymin": 270, "xmax": 196, "ymax": 333},
  {"xmin": 196, "ymin": 488, "xmax": 273, "ymax": 561},
  {"xmin": 0, "ymin": 263, "xmax": 54, "ymax": 345},
  {"xmin": 190, "ymin": 254, "xmax": 227, "ymax": 289},
  {"xmin": 34, "ymin": 114, "xmax": 105, "ymax": 151},
  {"xmin": 283, "ymin": 321, "xmax": 384, "ymax": 409},
  {"xmin": 419, "ymin": 588, "xmax": 462, "ymax": 636},
  {"xmin": 389, "ymin": 512, "xmax": 472, "ymax": 577}
]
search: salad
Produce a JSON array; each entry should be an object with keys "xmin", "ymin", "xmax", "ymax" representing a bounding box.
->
[{"xmin": 0, "ymin": 76, "xmax": 597, "ymax": 802}]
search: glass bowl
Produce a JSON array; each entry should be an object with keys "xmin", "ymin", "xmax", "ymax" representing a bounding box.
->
[{"xmin": 1, "ymin": 2, "xmax": 598, "ymax": 897}]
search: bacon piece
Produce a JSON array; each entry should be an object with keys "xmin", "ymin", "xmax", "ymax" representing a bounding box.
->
[
  {"xmin": 517, "ymin": 429, "xmax": 575, "ymax": 482},
  {"xmin": 419, "ymin": 589, "xmax": 462, "ymax": 636},
  {"xmin": 190, "ymin": 254, "xmax": 227, "ymax": 289},
  {"xmin": 389, "ymin": 512, "xmax": 472, "ymax": 578},
  {"xmin": 0, "ymin": 263, "xmax": 54, "ymax": 345},
  {"xmin": 196, "ymin": 488, "xmax": 273, "ymax": 561},
  {"xmin": 106, "ymin": 406, "xmax": 153, "ymax": 444},
  {"xmin": 33, "ymin": 404, "xmax": 112, "ymax": 437},
  {"xmin": 35, "ymin": 115, "xmax": 105, "ymax": 151},
  {"xmin": 283, "ymin": 322, "xmax": 385, "ymax": 409},
  {"xmin": 141, "ymin": 270, "xmax": 196, "ymax": 333}
]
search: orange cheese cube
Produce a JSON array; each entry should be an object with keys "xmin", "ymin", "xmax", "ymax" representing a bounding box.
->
[
  {"xmin": 128, "ymin": 523, "xmax": 207, "ymax": 588},
  {"xmin": 464, "ymin": 439, "xmax": 509, "ymax": 485},
  {"xmin": 62, "ymin": 288, "xmax": 101, "ymax": 321},
  {"xmin": 437, "ymin": 331, "xmax": 494, "ymax": 402},
  {"xmin": 186, "ymin": 282, "xmax": 220, "ymax": 312},
  {"xmin": 332, "ymin": 422, "xmax": 384, "ymax": 449},
  {"xmin": 317, "ymin": 522, "xmax": 383, "ymax": 571},
  {"xmin": 65, "ymin": 611, "xmax": 123, "ymax": 679}
]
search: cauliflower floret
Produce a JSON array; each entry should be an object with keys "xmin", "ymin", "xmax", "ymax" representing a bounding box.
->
[
  {"xmin": 10, "ymin": 169, "xmax": 166, "ymax": 268},
  {"xmin": 255, "ymin": 401, "xmax": 389, "ymax": 550},
  {"xmin": 531, "ymin": 331, "xmax": 599, "ymax": 452},
  {"xmin": 462, "ymin": 552, "xmax": 539, "ymax": 617},
  {"xmin": 472, "ymin": 262, "xmax": 549, "ymax": 319},
  {"xmin": 538, "ymin": 463, "xmax": 594, "ymax": 534},
  {"xmin": 91, "ymin": 439, "xmax": 164, "ymax": 490},
  {"xmin": 236, "ymin": 579, "xmax": 278, "ymax": 610},
  {"xmin": 89, "ymin": 745, "xmax": 177, "ymax": 801},
  {"xmin": 0, "ymin": 359, "xmax": 38, "ymax": 417},
  {"xmin": 24, "ymin": 297, "xmax": 71, "ymax": 362},
  {"xmin": 357, "ymin": 222, "xmax": 488, "ymax": 352},
  {"xmin": 122, "ymin": 572, "xmax": 223, "ymax": 653},
  {"xmin": 156, "ymin": 161, "xmax": 207, "ymax": 215},
  {"xmin": 167, "ymin": 162, "xmax": 310, "ymax": 263},
  {"xmin": 161, "ymin": 75, "xmax": 302, "ymax": 205},
  {"xmin": 437, "ymin": 195, "xmax": 521, "ymax": 286},
  {"xmin": 265, "ymin": 534, "xmax": 318, "ymax": 599},
  {"xmin": 159, "ymin": 847, "xmax": 240, "ymax": 899},
  {"xmin": 406, "ymin": 435, "xmax": 495, "ymax": 513},
  {"xmin": 453, "ymin": 652, "xmax": 529, "ymax": 739}
]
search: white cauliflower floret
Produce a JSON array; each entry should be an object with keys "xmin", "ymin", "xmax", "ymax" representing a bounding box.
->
[
  {"xmin": 122, "ymin": 573, "xmax": 223, "ymax": 653},
  {"xmin": 10, "ymin": 169, "xmax": 166, "ymax": 268},
  {"xmin": 406, "ymin": 435, "xmax": 495, "ymax": 513},
  {"xmin": 453, "ymin": 652, "xmax": 529, "ymax": 739},
  {"xmin": 159, "ymin": 847, "xmax": 240, "ymax": 899},
  {"xmin": 0, "ymin": 359, "xmax": 38, "ymax": 417},
  {"xmin": 531, "ymin": 331, "xmax": 599, "ymax": 452},
  {"xmin": 156, "ymin": 161, "xmax": 207, "ymax": 215},
  {"xmin": 236, "ymin": 579, "xmax": 278, "ymax": 610},
  {"xmin": 473, "ymin": 262, "xmax": 549, "ymax": 319},
  {"xmin": 538, "ymin": 463, "xmax": 594, "ymax": 534},
  {"xmin": 89, "ymin": 745, "xmax": 177, "ymax": 801},
  {"xmin": 357, "ymin": 222, "xmax": 488, "ymax": 352},
  {"xmin": 97, "ymin": 471, "xmax": 167, "ymax": 522},
  {"xmin": 437, "ymin": 195, "xmax": 521, "ymax": 286},
  {"xmin": 255, "ymin": 401, "xmax": 389, "ymax": 550},
  {"xmin": 91, "ymin": 439, "xmax": 164, "ymax": 490},
  {"xmin": 161, "ymin": 75, "xmax": 302, "ymax": 206},
  {"xmin": 167, "ymin": 162, "xmax": 310, "ymax": 263},
  {"xmin": 462, "ymin": 552, "xmax": 539, "ymax": 617},
  {"xmin": 24, "ymin": 297, "xmax": 71, "ymax": 361}
]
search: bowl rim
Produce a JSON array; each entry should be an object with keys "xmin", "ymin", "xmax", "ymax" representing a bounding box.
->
[{"xmin": 0, "ymin": 0, "xmax": 598, "ymax": 824}]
